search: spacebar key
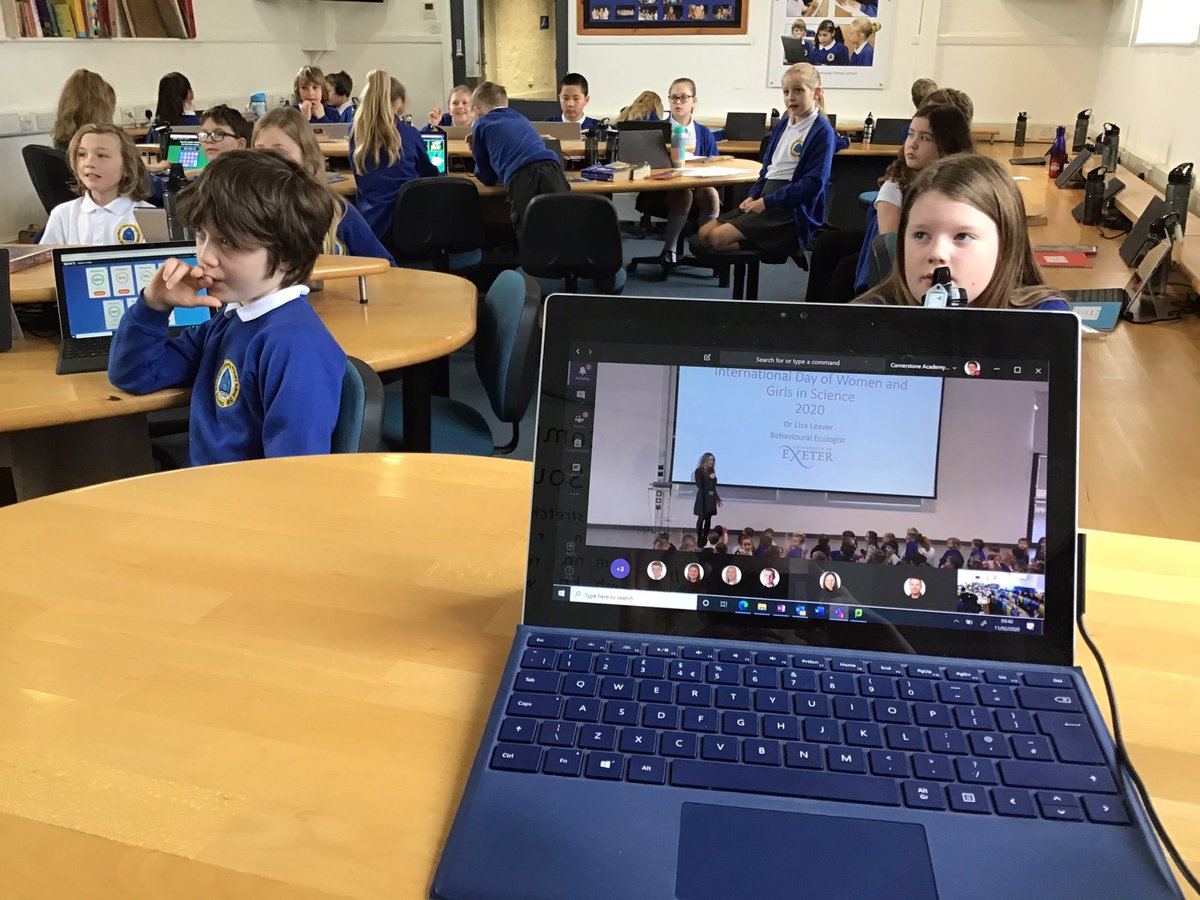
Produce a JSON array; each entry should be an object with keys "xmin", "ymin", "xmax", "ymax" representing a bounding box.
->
[{"xmin": 670, "ymin": 760, "xmax": 900, "ymax": 806}]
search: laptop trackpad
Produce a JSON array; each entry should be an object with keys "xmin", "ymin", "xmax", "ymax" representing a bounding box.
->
[{"xmin": 675, "ymin": 803, "xmax": 938, "ymax": 899}]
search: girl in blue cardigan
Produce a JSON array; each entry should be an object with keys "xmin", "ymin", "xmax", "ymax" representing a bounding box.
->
[
  {"xmin": 660, "ymin": 77, "xmax": 720, "ymax": 265},
  {"xmin": 697, "ymin": 63, "xmax": 834, "ymax": 258}
]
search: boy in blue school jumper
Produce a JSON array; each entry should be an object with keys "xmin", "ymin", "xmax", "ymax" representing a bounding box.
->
[
  {"xmin": 293, "ymin": 65, "xmax": 342, "ymax": 125},
  {"xmin": 544, "ymin": 73, "xmax": 602, "ymax": 130},
  {"xmin": 109, "ymin": 151, "xmax": 345, "ymax": 465},
  {"xmin": 471, "ymin": 81, "xmax": 570, "ymax": 231}
]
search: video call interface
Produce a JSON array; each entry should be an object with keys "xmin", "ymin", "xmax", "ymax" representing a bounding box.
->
[{"xmin": 554, "ymin": 344, "xmax": 1050, "ymax": 639}]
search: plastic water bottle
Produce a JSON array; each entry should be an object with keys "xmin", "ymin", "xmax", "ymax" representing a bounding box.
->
[
  {"xmin": 1048, "ymin": 126, "xmax": 1068, "ymax": 180},
  {"xmin": 671, "ymin": 124, "xmax": 687, "ymax": 168},
  {"xmin": 1072, "ymin": 108, "xmax": 1091, "ymax": 153},
  {"xmin": 862, "ymin": 112, "xmax": 875, "ymax": 146},
  {"xmin": 1014, "ymin": 112, "xmax": 1027, "ymax": 148},
  {"xmin": 1081, "ymin": 165, "xmax": 1108, "ymax": 226},
  {"xmin": 1166, "ymin": 162, "xmax": 1194, "ymax": 235},
  {"xmin": 249, "ymin": 92, "xmax": 267, "ymax": 120}
]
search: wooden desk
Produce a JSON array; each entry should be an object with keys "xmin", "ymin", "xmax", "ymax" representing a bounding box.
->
[
  {"xmin": 12, "ymin": 253, "xmax": 388, "ymax": 306},
  {"xmin": 0, "ymin": 270, "xmax": 475, "ymax": 498},
  {"xmin": 716, "ymin": 140, "xmax": 902, "ymax": 159},
  {"xmin": 461, "ymin": 157, "xmax": 761, "ymax": 198},
  {"xmin": 0, "ymin": 454, "xmax": 1193, "ymax": 898}
]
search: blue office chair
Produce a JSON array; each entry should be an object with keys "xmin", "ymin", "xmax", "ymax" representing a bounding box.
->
[
  {"xmin": 866, "ymin": 231, "xmax": 898, "ymax": 289},
  {"xmin": 381, "ymin": 270, "xmax": 540, "ymax": 456},
  {"xmin": 151, "ymin": 355, "xmax": 383, "ymax": 469}
]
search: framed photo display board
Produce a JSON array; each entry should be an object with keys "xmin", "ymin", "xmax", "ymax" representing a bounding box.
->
[
  {"xmin": 768, "ymin": 0, "xmax": 893, "ymax": 89},
  {"xmin": 578, "ymin": 1, "xmax": 748, "ymax": 35}
]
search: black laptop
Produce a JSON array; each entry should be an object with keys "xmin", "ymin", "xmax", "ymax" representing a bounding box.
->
[
  {"xmin": 53, "ymin": 243, "xmax": 213, "ymax": 375},
  {"xmin": 616, "ymin": 128, "xmax": 673, "ymax": 169},
  {"xmin": 781, "ymin": 36, "xmax": 809, "ymax": 65},
  {"xmin": 724, "ymin": 113, "xmax": 768, "ymax": 142}
]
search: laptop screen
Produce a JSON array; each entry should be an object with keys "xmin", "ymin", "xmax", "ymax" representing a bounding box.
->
[
  {"xmin": 56, "ymin": 244, "xmax": 212, "ymax": 339},
  {"xmin": 527, "ymin": 297, "xmax": 1080, "ymax": 666},
  {"xmin": 422, "ymin": 133, "xmax": 448, "ymax": 174},
  {"xmin": 166, "ymin": 137, "xmax": 209, "ymax": 170}
]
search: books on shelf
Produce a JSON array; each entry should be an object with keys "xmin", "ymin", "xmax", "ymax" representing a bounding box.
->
[{"xmin": 2, "ymin": 0, "xmax": 193, "ymax": 35}]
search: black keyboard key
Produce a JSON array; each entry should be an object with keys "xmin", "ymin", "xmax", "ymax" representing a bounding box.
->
[
  {"xmin": 927, "ymin": 728, "xmax": 968, "ymax": 755},
  {"xmin": 1039, "ymin": 801, "xmax": 1084, "ymax": 822},
  {"xmin": 870, "ymin": 750, "xmax": 908, "ymax": 777},
  {"xmin": 529, "ymin": 633, "xmax": 571, "ymax": 649},
  {"xmin": 827, "ymin": 746, "xmax": 868, "ymax": 774},
  {"xmin": 670, "ymin": 660, "xmax": 703, "ymax": 682},
  {"xmin": 756, "ymin": 651, "xmax": 789, "ymax": 667},
  {"xmin": 873, "ymin": 700, "xmax": 911, "ymax": 724},
  {"xmin": 898, "ymin": 679, "xmax": 936, "ymax": 702},
  {"xmin": 594, "ymin": 654, "xmax": 630, "ymax": 675},
  {"xmin": 992, "ymin": 788, "xmax": 1036, "ymax": 818},
  {"xmin": 515, "ymin": 670, "xmax": 560, "ymax": 693},
  {"xmin": 579, "ymin": 724, "xmax": 617, "ymax": 750},
  {"xmin": 670, "ymin": 760, "xmax": 901, "ymax": 806},
  {"xmin": 744, "ymin": 740, "xmax": 782, "ymax": 765},
  {"xmin": 744, "ymin": 667, "xmax": 779, "ymax": 689},
  {"xmin": 983, "ymin": 671, "xmax": 1023, "ymax": 686},
  {"xmin": 716, "ymin": 687, "xmax": 751, "ymax": 710},
  {"xmin": 783, "ymin": 669, "xmax": 818, "ymax": 692},
  {"xmin": 754, "ymin": 690, "xmax": 790, "ymax": 714},
  {"xmin": 507, "ymin": 692, "xmax": 562, "ymax": 718},
  {"xmin": 628, "ymin": 757, "xmax": 667, "ymax": 784},
  {"xmin": 956, "ymin": 758, "xmax": 998, "ymax": 784},
  {"xmin": 903, "ymin": 781, "xmax": 946, "ymax": 810},
  {"xmin": 969, "ymin": 732, "xmax": 1010, "ymax": 758},
  {"xmin": 543, "ymin": 749, "xmax": 583, "ymax": 776},
  {"xmin": 784, "ymin": 742, "xmax": 823, "ymax": 769},
  {"xmin": 846, "ymin": 723, "xmax": 883, "ymax": 748},
  {"xmin": 954, "ymin": 706, "xmax": 992, "ymax": 730},
  {"xmin": 661, "ymin": 731, "xmax": 699, "ymax": 758},
  {"xmin": 718, "ymin": 649, "xmax": 754, "ymax": 664},
  {"xmin": 521, "ymin": 648, "xmax": 556, "ymax": 669},
  {"xmin": 602, "ymin": 701, "xmax": 640, "ymax": 726},
  {"xmin": 1035, "ymin": 790, "xmax": 1078, "ymax": 807},
  {"xmin": 830, "ymin": 660, "xmax": 864, "ymax": 673},
  {"xmin": 682, "ymin": 709, "xmax": 719, "ymax": 733},
  {"xmin": 722, "ymin": 711, "xmax": 758, "ymax": 736},
  {"xmin": 978, "ymin": 685, "xmax": 1016, "ymax": 708},
  {"xmin": 763, "ymin": 715, "xmax": 801, "ymax": 741},
  {"xmin": 643, "ymin": 704, "xmax": 680, "ymax": 729},
  {"xmin": 995, "ymin": 709, "xmax": 1037, "ymax": 734},
  {"xmin": 946, "ymin": 668, "xmax": 980, "ymax": 682},
  {"xmin": 575, "ymin": 638, "xmax": 607, "ymax": 652},
  {"xmin": 1038, "ymin": 712, "xmax": 1105, "ymax": 764},
  {"xmin": 562, "ymin": 674, "xmax": 599, "ymax": 697},
  {"xmin": 499, "ymin": 717, "xmax": 538, "ymax": 744},
  {"xmin": 913, "ymin": 754, "xmax": 953, "ymax": 781},
  {"xmin": 635, "ymin": 658, "xmax": 667, "ymax": 679},
  {"xmin": 821, "ymin": 672, "xmax": 857, "ymax": 695},
  {"xmin": 646, "ymin": 644, "xmax": 678, "ymax": 658},
  {"xmin": 1011, "ymin": 735, "xmax": 1054, "ymax": 761},
  {"xmin": 794, "ymin": 693, "xmax": 831, "ymax": 717},
  {"xmin": 937, "ymin": 683, "xmax": 976, "ymax": 705},
  {"xmin": 884, "ymin": 725, "xmax": 924, "ymax": 752},
  {"xmin": 833, "ymin": 696, "xmax": 870, "ymax": 721},
  {"xmin": 907, "ymin": 664, "xmax": 941, "ymax": 679},
  {"xmin": 859, "ymin": 676, "xmax": 896, "ymax": 698},
  {"xmin": 947, "ymin": 785, "xmax": 991, "ymax": 814},
  {"xmin": 803, "ymin": 719, "xmax": 839, "ymax": 743},
  {"xmin": 914, "ymin": 703, "xmax": 952, "ymax": 727},
  {"xmin": 1024, "ymin": 672, "xmax": 1072, "ymax": 689},
  {"xmin": 610, "ymin": 641, "xmax": 642, "ymax": 655},
  {"xmin": 491, "ymin": 743, "xmax": 542, "ymax": 772},
  {"xmin": 683, "ymin": 646, "xmax": 716, "ymax": 661},
  {"xmin": 599, "ymin": 677, "xmax": 636, "ymax": 701},
  {"xmin": 700, "ymin": 735, "xmax": 739, "ymax": 762},
  {"xmin": 792, "ymin": 655, "xmax": 826, "ymax": 670},
  {"xmin": 870, "ymin": 662, "xmax": 904, "ymax": 677},
  {"xmin": 999, "ymin": 761, "xmax": 1116, "ymax": 794},
  {"xmin": 585, "ymin": 751, "xmax": 625, "ymax": 780},
  {"xmin": 1016, "ymin": 687, "xmax": 1082, "ymax": 712},
  {"xmin": 1082, "ymin": 795, "xmax": 1130, "ymax": 825},
  {"xmin": 563, "ymin": 696, "xmax": 601, "ymax": 723},
  {"xmin": 619, "ymin": 727, "xmax": 658, "ymax": 754},
  {"xmin": 707, "ymin": 663, "xmax": 740, "ymax": 685},
  {"xmin": 638, "ymin": 680, "xmax": 672, "ymax": 703},
  {"xmin": 557, "ymin": 651, "xmax": 594, "ymax": 673},
  {"xmin": 538, "ymin": 720, "xmax": 578, "ymax": 747},
  {"xmin": 677, "ymin": 684, "xmax": 713, "ymax": 707}
]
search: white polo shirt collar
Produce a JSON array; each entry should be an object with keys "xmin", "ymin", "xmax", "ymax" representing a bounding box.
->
[{"xmin": 224, "ymin": 284, "xmax": 309, "ymax": 322}]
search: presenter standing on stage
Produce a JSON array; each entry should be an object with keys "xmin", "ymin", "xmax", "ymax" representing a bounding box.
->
[{"xmin": 694, "ymin": 452, "xmax": 723, "ymax": 544}]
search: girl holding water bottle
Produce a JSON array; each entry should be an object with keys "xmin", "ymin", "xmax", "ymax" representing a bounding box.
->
[{"xmin": 657, "ymin": 77, "xmax": 720, "ymax": 268}]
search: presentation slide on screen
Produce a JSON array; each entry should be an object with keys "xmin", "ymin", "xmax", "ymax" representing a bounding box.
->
[{"xmin": 671, "ymin": 367, "xmax": 944, "ymax": 497}]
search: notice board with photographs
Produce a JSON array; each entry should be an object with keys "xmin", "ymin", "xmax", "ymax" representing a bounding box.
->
[
  {"xmin": 769, "ymin": 0, "xmax": 893, "ymax": 89},
  {"xmin": 577, "ymin": 1, "xmax": 748, "ymax": 35}
]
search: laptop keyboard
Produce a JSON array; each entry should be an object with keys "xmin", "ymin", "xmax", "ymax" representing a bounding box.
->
[
  {"xmin": 488, "ymin": 632, "xmax": 1130, "ymax": 826},
  {"xmin": 1064, "ymin": 288, "xmax": 1128, "ymax": 305},
  {"xmin": 62, "ymin": 337, "xmax": 111, "ymax": 359}
]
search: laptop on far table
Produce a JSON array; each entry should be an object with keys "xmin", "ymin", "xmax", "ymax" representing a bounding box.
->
[
  {"xmin": 53, "ymin": 243, "xmax": 212, "ymax": 375},
  {"xmin": 442, "ymin": 125, "xmax": 472, "ymax": 141},
  {"xmin": 166, "ymin": 134, "xmax": 209, "ymax": 171},
  {"xmin": 615, "ymin": 128, "xmax": 672, "ymax": 169},
  {"xmin": 421, "ymin": 132, "xmax": 448, "ymax": 174},
  {"xmin": 432, "ymin": 297, "xmax": 1182, "ymax": 900},
  {"xmin": 310, "ymin": 122, "xmax": 350, "ymax": 141},
  {"xmin": 723, "ymin": 112, "xmax": 768, "ymax": 142},
  {"xmin": 535, "ymin": 121, "xmax": 583, "ymax": 142}
]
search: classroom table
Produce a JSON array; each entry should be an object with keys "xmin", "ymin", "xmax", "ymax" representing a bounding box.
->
[
  {"xmin": 0, "ymin": 453, "xmax": 1193, "ymax": 898},
  {"xmin": 0, "ymin": 269, "xmax": 475, "ymax": 500},
  {"xmin": 462, "ymin": 157, "xmax": 762, "ymax": 199},
  {"xmin": 11, "ymin": 253, "xmax": 389, "ymax": 306}
]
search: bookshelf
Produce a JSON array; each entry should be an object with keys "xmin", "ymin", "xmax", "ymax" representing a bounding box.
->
[{"xmin": 1, "ymin": 0, "xmax": 196, "ymax": 39}]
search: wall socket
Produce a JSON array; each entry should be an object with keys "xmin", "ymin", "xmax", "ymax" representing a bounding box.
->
[{"xmin": 1030, "ymin": 123, "xmax": 1058, "ymax": 142}]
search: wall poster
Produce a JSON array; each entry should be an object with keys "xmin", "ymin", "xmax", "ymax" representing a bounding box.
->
[
  {"xmin": 768, "ymin": 0, "xmax": 894, "ymax": 89},
  {"xmin": 578, "ymin": 1, "xmax": 748, "ymax": 36}
]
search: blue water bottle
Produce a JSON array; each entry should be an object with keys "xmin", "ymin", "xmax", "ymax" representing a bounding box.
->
[
  {"xmin": 249, "ymin": 92, "xmax": 267, "ymax": 120},
  {"xmin": 671, "ymin": 124, "xmax": 687, "ymax": 168}
]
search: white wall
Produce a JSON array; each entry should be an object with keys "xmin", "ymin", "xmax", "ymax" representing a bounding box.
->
[
  {"xmin": 586, "ymin": 363, "xmax": 1042, "ymax": 544},
  {"xmin": 0, "ymin": 0, "xmax": 451, "ymax": 240}
]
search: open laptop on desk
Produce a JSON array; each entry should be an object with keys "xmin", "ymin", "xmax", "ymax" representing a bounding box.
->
[
  {"xmin": 166, "ymin": 134, "xmax": 209, "ymax": 171},
  {"xmin": 53, "ymin": 243, "xmax": 212, "ymax": 375},
  {"xmin": 310, "ymin": 122, "xmax": 349, "ymax": 141},
  {"xmin": 432, "ymin": 298, "xmax": 1181, "ymax": 900},
  {"xmin": 536, "ymin": 122, "xmax": 583, "ymax": 142}
]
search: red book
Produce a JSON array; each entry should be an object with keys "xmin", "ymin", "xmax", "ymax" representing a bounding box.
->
[{"xmin": 1034, "ymin": 250, "xmax": 1093, "ymax": 269}]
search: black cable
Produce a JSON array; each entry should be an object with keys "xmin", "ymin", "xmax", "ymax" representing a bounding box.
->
[{"xmin": 1078, "ymin": 612, "xmax": 1200, "ymax": 894}]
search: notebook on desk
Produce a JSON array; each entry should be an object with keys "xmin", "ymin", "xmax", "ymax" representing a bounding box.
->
[
  {"xmin": 432, "ymin": 298, "xmax": 1181, "ymax": 899},
  {"xmin": 53, "ymin": 243, "xmax": 212, "ymax": 375}
]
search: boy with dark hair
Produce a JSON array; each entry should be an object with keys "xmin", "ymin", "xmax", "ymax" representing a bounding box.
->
[
  {"xmin": 326, "ymin": 70, "xmax": 355, "ymax": 122},
  {"xmin": 544, "ymin": 72, "xmax": 601, "ymax": 129},
  {"xmin": 109, "ymin": 150, "xmax": 346, "ymax": 466},
  {"xmin": 469, "ymin": 81, "xmax": 569, "ymax": 231}
]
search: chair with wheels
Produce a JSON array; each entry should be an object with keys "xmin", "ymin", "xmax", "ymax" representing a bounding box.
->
[
  {"xmin": 866, "ymin": 231, "xmax": 897, "ymax": 290},
  {"xmin": 519, "ymin": 193, "xmax": 626, "ymax": 295},
  {"xmin": 389, "ymin": 177, "xmax": 484, "ymax": 274},
  {"xmin": 22, "ymin": 145, "xmax": 75, "ymax": 216},
  {"xmin": 381, "ymin": 270, "xmax": 540, "ymax": 456}
]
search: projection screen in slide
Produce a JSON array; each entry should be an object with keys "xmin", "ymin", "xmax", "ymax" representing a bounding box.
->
[{"xmin": 670, "ymin": 367, "xmax": 944, "ymax": 497}]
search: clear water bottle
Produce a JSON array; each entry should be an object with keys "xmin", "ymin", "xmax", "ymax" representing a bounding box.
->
[
  {"xmin": 1014, "ymin": 112, "xmax": 1027, "ymax": 148},
  {"xmin": 1166, "ymin": 162, "xmax": 1193, "ymax": 235},
  {"xmin": 249, "ymin": 92, "xmax": 267, "ymax": 120},
  {"xmin": 671, "ymin": 124, "xmax": 687, "ymax": 168},
  {"xmin": 863, "ymin": 112, "xmax": 875, "ymax": 146},
  {"xmin": 1048, "ymin": 126, "xmax": 1068, "ymax": 180},
  {"xmin": 1072, "ymin": 108, "xmax": 1091, "ymax": 153}
]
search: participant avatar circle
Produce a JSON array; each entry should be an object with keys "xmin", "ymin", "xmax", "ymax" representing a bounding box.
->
[
  {"xmin": 964, "ymin": 360, "xmax": 981, "ymax": 377},
  {"xmin": 904, "ymin": 577, "xmax": 927, "ymax": 599},
  {"xmin": 684, "ymin": 563, "xmax": 704, "ymax": 584},
  {"xmin": 721, "ymin": 565, "xmax": 742, "ymax": 586},
  {"xmin": 647, "ymin": 560, "xmax": 667, "ymax": 581},
  {"xmin": 760, "ymin": 568, "xmax": 780, "ymax": 588},
  {"xmin": 820, "ymin": 571, "xmax": 841, "ymax": 592}
]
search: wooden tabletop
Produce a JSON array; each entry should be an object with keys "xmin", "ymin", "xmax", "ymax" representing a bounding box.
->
[
  {"xmin": 461, "ymin": 157, "xmax": 761, "ymax": 198},
  {"xmin": 0, "ymin": 453, "xmax": 1193, "ymax": 898},
  {"xmin": 12, "ymin": 253, "xmax": 390, "ymax": 305},
  {"xmin": 0, "ymin": 268, "xmax": 475, "ymax": 432}
]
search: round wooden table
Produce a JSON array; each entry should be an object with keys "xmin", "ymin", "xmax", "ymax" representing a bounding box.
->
[
  {"xmin": 0, "ymin": 454, "xmax": 1194, "ymax": 898},
  {"xmin": 0, "ymin": 269, "xmax": 476, "ymax": 498}
]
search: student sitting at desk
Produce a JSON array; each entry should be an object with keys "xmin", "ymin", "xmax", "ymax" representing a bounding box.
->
[
  {"xmin": 697, "ymin": 63, "xmax": 834, "ymax": 258},
  {"xmin": 349, "ymin": 69, "xmax": 440, "ymax": 241},
  {"xmin": 854, "ymin": 153, "xmax": 1069, "ymax": 310},
  {"xmin": 425, "ymin": 84, "xmax": 474, "ymax": 131},
  {"xmin": 253, "ymin": 107, "xmax": 395, "ymax": 265},
  {"xmin": 615, "ymin": 91, "xmax": 663, "ymax": 123},
  {"xmin": 51, "ymin": 69, "xmax": 116, "ymax": 152},
  {"xmin": 327, "ymin": 71, "xmax": 356, "ymax": 123},
  {"xmin": 197, "ymin": 104, "xmax": 252, "ymax": 163},
  {"xmin": 108, "ymin": 150, "xmax": 346, "ymax": 465},
  {"xmin": 40, "ymin": 124, "xmax": 153, "ymax": 245},
  {"xmin": 657, "ymin": 77, "xmax": 719, "ymax": 267},
  {"xmin": 470, "ymin": 80, "xmax": 569, "ymax": 232},
  {"xmin": 811, "ymin": 20, "xmax": 849, "ymax": 67},
  {"xmin": 145, "ymin": 72, "xmax": 200, "ymax": 142},
  {"xmin": 293, "ymin": 65, "xmax": 341, "ymax": 125},
  {"xmin": 545, "ymin": 73, "xmax": 601, "ymax": 130}
]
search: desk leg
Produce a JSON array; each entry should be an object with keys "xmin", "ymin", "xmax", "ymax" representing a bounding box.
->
[
  {"xmin": 0, "ymin": 415, "xmax": 154, "ymax": 501},
  {"xmin": 358, "ymin": 275, "xmax": 368, "ymax": 304},
  {"xmin": 401, "ymin": 362, "xmax": 433, "ymax": 453}
]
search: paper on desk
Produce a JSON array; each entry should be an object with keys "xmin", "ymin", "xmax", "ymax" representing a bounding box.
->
[{"xmin": 682, "ymin": 167, "xmax": 747, "ymax": 178}]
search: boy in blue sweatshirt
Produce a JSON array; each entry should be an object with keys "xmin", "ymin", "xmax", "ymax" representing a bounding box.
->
[
  {"xmin": 544, "ymin": 73, "xmax": 601, "ymax": 130},
  {"xmin": 470, "ymin": 81, "xmax": 569, "ymax": 231},
  {"xmin": 109, "ymin": 150, "xmax": 346, "ymax": 466}
]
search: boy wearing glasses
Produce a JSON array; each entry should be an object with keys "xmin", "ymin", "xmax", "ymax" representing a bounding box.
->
[{"xmin": 197, "ymin": 105, "xmax": 252, "ymax": 162}]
